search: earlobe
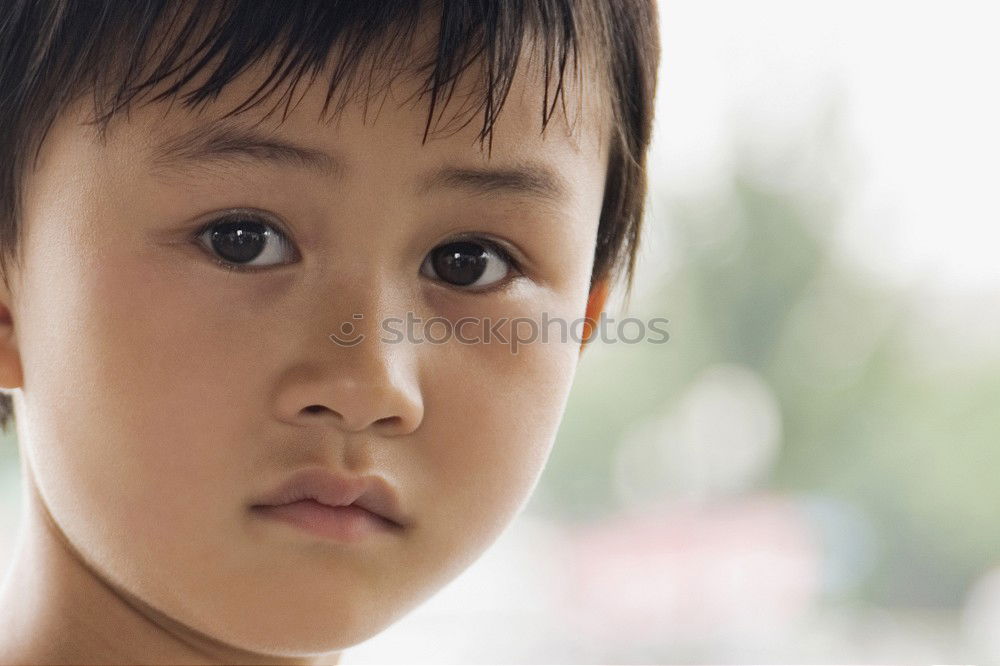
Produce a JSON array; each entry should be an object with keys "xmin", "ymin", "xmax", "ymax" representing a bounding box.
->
[
  {"xmin": 579, "ymin": 278, "xmax": 610, "ymax": 355},
  {"xmin": 0, "ymin": 281, "xmax": 23, "ymax": 390}
]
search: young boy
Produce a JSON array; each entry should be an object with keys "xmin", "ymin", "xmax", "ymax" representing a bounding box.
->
[{"xmin": 0, "ymin": 1, "xmax": 659, "ymax": 663}]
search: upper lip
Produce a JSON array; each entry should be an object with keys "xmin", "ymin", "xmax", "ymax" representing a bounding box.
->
[{"xmin": 251, "ymin": 468, "xmax": 409, "ymax": 529}]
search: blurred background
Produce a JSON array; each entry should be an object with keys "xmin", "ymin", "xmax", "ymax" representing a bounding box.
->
[{"xmin": 3, "ymin": 0, "xmax": 999, "ymax": 662}]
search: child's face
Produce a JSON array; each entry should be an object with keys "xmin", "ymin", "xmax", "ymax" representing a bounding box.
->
[{"xmin": 4, "ymin": 34, "xmax": 607, "ymax": 657}]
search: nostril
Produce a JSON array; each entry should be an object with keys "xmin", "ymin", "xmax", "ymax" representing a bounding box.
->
[{"xmin": 295, "ymin": 406, "xmax": 408, "ymax": 433}]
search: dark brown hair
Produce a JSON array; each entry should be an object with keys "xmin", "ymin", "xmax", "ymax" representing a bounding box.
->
[{"xmin": 0, "ymin": 0, "xmax": 660, "ymax": 432}]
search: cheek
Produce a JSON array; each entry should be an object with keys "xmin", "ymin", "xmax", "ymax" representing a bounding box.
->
[
  {"xmin": 415, "ymin": 298, "xmax": 582, "ymax": 554},
  {"xmin": 82, "ymin": 250, "xmax": 272, "ymax": 508},
  {"xmin": 14, "ymin": 230, "xmax": 286, "ymax": 619},
  {"xmin": 16, "ymin": 227, "xmax": 259, "ymax": 542}
]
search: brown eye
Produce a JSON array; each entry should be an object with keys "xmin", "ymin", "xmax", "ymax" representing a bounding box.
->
[
  {"xmin": 196, "ymin": 213, "xmax": 296, "ymax": 270},
  {"xmin": 420, "ymin": 239, "xmax": 513, "ymax": 289}
]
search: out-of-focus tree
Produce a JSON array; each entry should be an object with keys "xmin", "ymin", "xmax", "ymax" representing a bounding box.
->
[{"xmin": 539, "ymin": 91, "xmax": 1000, "ymax": 610}]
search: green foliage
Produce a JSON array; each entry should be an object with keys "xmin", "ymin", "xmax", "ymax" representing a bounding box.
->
[{"xmin": 542, "ymin": 95, "xmax": 1000, "ymax": 608}]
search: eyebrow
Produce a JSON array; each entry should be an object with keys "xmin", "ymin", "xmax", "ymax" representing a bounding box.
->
[{"xmin": 148, "ymin": 121, "xmax": 570, "ymax": 204}]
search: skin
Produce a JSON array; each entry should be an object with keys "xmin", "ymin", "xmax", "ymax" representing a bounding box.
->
[{"xmin": 0, "ymin": 20, "xmax": 610, "ymax": 666}]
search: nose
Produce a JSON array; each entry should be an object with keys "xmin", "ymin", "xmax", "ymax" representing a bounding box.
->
[{"xmin": 275, "ymin": 312, "xmax": 424, "ymax": 438}]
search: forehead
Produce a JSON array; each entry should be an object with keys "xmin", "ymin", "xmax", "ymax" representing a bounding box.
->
[
  {"xmin": 76, "ymin": 23, "xmax": 608, "ymax": 220},
  {"xmin": 85, "ymin": 14, "xmax": 610, "ymax": 210}
]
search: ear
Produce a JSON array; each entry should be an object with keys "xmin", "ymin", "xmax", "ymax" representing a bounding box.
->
[
  {"xmin": 579, "ymin": 278, "xmax": 610, "ymax": 354},
  {"xmin": 0, "ymin": 275, "xmax": 23, "ymax": 390}
]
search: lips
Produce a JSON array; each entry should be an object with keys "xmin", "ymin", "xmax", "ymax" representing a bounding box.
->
[{"xmin": 250, "ymin": 467, "xmax": 409, "ymax": 529}]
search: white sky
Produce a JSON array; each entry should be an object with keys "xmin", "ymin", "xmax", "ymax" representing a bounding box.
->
[{"xmin": 646, "ymin": 0, "xmax": 1000, "ymax": 294}]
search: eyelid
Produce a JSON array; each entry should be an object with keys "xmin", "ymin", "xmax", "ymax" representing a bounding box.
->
[
  {"xmin": 438, "ymin": 231, "xmax": 525, "ymax": 273},
  {"xmin": 191, "ymin": 207, "xmax": 293, "ymax": 241}
]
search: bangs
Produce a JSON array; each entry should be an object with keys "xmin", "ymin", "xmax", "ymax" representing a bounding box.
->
[{"xmin": 40, "ymin": 0, "xmax": 596, "ymax": 156}]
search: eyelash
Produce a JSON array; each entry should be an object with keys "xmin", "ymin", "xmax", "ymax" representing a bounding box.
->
[{"xmin": 192, "ymin": 213, "xmax": 524, "ymax": 290}]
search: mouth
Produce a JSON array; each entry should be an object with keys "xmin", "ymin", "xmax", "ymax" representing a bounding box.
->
[
  {"xmin": 249, "ymin": 467, "xmax": 409, "ymax": 540},
  {"xmin": 250, "ymin": 499, "xmax": 402, "ymax": 542}
]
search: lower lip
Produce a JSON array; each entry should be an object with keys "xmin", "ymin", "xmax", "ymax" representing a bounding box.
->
[{"xmin": 251, "ymin": 499, "xmax": 399, "ymax": 542}]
